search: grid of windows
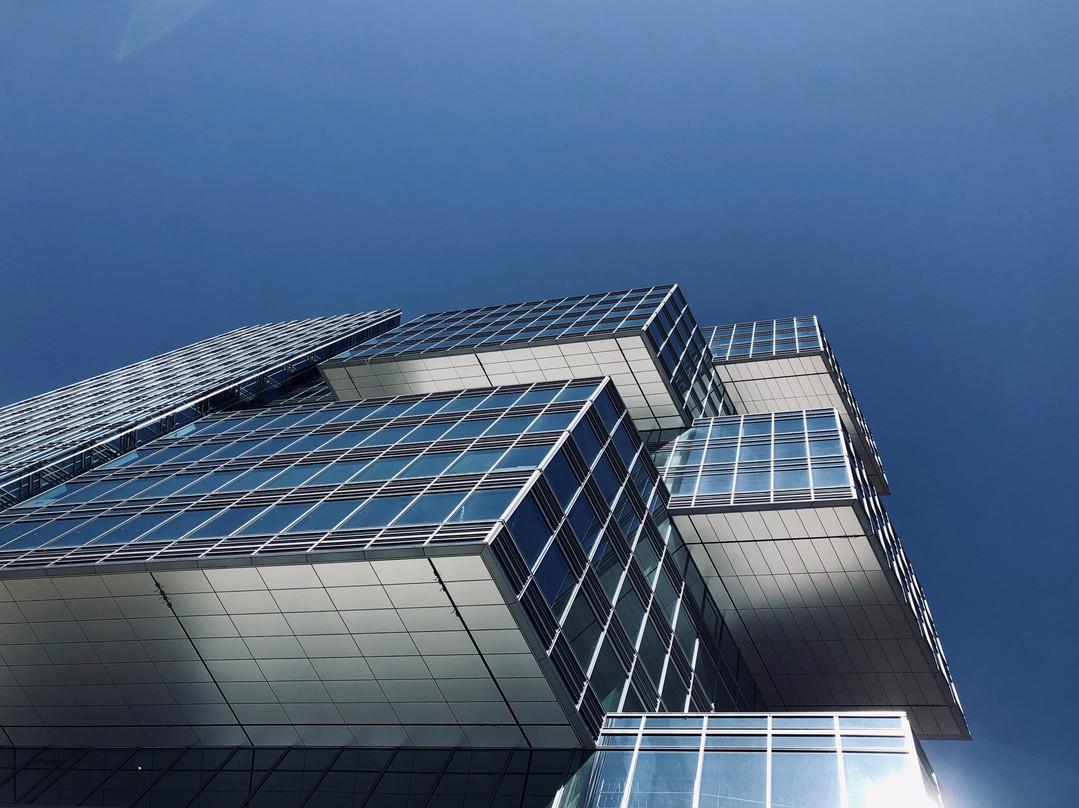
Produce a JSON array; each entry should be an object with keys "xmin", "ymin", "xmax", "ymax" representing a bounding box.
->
[
  {"xmin": 335, "ymin": 287, "xmax": 673, "ymax": 361},
  {"xmin": 489, "ymin": 397, "xmax": 761, "ymax": 728},
  {"xmin": 0, "ymin": 380, "xmax": 607, "ymax": 570},
  {"xmin": 706, "ymin": 316, "xmax": 889, "ymax": 495},
  {"xmin": 655, "ymin": 410, "xmax": 854, "ymax": 507},
  {"xmin": 0, "ymin": 312, "xmax": 399, "ymax": 509},
  {"xmin": 558, "ymin": 711, "xmax": 940, "ymax": 808},
  {"xmin": 642, "ymin": 286, "xmax": 733, "ymax": 427},
  {"xmin": 325, "ymin": 285, "xmax": 732, "ymax": 434},
  {"xmin": 706, "ymin": 316, "xmax": 823, "ymax": 360}
]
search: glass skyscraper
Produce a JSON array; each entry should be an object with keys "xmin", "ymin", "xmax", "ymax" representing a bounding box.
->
[{"xmin": 0, "ymin": 288, "xmax": 964, "ymax": 807}]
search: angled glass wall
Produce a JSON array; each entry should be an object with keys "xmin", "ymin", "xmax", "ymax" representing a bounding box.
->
[
  {"xmin": 655, "ymin": 410, "xmax": 966, "ymax": 740},
  {"xmin": 321, "ymin": 285, "xmax": 732, "ymax": 435},
  {"xmin": 706, "ymin": 317, "xmax": 889, "ymax": 495},
  {"xmin": 0, "ymin": 312, "xmax": 400, "ymax": 509},
  {"xmin": 558, "ymin": 711, "xmax": 941, "ymax": 808},
  {"xmin": 0, "ymin": 379, "xmax": 758, "ymax": 748}
]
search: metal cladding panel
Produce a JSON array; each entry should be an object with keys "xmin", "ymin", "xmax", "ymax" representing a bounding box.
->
[{"xmin": 0, "ymin": 553, "xmax": 588, "ymax": 749}]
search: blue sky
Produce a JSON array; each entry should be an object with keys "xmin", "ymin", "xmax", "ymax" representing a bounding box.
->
[{"xmin": 2, "ymin": 2, "xmax": 1077, "ymax": 805}]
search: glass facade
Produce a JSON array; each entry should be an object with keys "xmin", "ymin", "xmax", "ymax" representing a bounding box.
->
[
  {"xmin": 659, "ymin": 410, "xmax": 966, "ymax": 739},
  {"xmin": 0, "ymin": 284, "xmax": 967, "ymax": 805},
  {"xmin": 705, "ymin": 317, "xmax": 889, "ymax": 496},
  {"xmin": 0, "ymin": 312, "xmax": 399, "ymax": 509},
  {"xmin": 655, "ymin": 409, "xmax": 854, "ymax": 507},
  {"xmin": 322, "ymin": 285, "xmax": 732, "ymax": 435},
  {"xmin": 561, "ymin": 712, "xmax": 941, "ymax": 808}
]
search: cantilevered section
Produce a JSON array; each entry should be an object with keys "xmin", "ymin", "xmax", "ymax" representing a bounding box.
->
[
  {"xmin": 0, "ymin": 312, "xmax": 401, "ymax": 510},
  {"xmin": 557, "ymin": 711, "xmax": 942, "ymax": 808},
  {"xmin": 707, "ymin": 317, "xmax": 890, "ymax": 494},
  {"xmin": 657, "ymin": 410, "xmax": 966, "ymax": 739},
  {"xmin": 0, "ymin": 379, "xmax": 757, "ymax": 747},
  {"xmin": 321, "ymin": 285, "xmax": 732, "ymax": 435}
]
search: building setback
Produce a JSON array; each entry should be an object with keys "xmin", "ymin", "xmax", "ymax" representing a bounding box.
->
[{"xmin": 0, "ymin": 287, "xmax": 965, "ymax": 807}]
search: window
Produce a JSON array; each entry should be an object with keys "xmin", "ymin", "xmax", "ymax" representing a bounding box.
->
[
  {"xmin": 527, "ymin": 412, "xmax": 575, "ymax": 433},
  {"xmin": 494, "ymin": 444, "xmax": 550, "ymax": 471},
  {"xmin": 287, "ymin": 499, "xmax": 364, "ymax": 533},
  {"xmin": 283, "ymin": 434, "xmax": 333, "ymax": 454},
  {"xmin": 399, "ymin": 452, "xmax": 459, "ymax": 478},
  {"xmin": 401, "ymin": 423, "xmax": 450, "ymax": 443},
  {"xmin": 734, "ymin": 471, "xmax": 770, "ymax": 493},
  {"xmin": 505, "ymin": 494, "xmax": 551, "ymax": 568},
  {"xmin": 445, "ymin": 448, "xmax": 503, "ymax": 475},
  {"xmin": 261, "ymin": 464, "xmax": 324, "ymax": 489},
  {"xmin": 218, "ymin": 467, "xmax": 283, "ymax": 493},
  {"xmin": 394, "ymin": 492, "xmax": 465, "ymax": 525},
  {"xmin": 443, "ymin": 419, "xmax": 496, "ymax": 440},
  {"xmin": 698, "ymin": 751, "xmax": 766, "ymax": 808},
  {"xmin": 811, "ymin": 466, "xmax": 849, "ymax": 488},
  {"xmin": 188, "ymin": 506, "xmax": 267, "ymax": 538},
  {"xmin": 588, "ymin": 640, "xmax": 628, "ymax": 712},
  {"xmin": 90, "ymin": 511, "xmax": 172, "ymax": 544},
  {"xmin": 695, "ymin": 474, "xmax": 731, "ymax": 495},
  {"xmin": 181, "ymin": 470, "xmax": 243, "ymax": 496},
  {"xmin": 340, "ymin": 495, "xmax": 415, "ymax": 529},
  {"xmin": 307, "ymin": 461, "xmax": 369, "ymax": 487},
  {"xmin": 534, "ymin": 542, "xmax": 575, "ymax": 617},
  {"xmin": 235, "ymin": 503, "xmax": 312, "ymax": 536},
  {"xmin": 352, "ymin": 456, "xmax": 415, "ymax": 481},
  {"xmin": 368, "ymin": 426, "xmax": 412, "ymax": 446},
  {"xmin": 138, "ymin": 509, "xmax": 216, "ymax": 542},
  {"xmin": 485, "ymin": 415, "xmax": 535, "ymax": 437},
  {"xmin": 627, "ymin": 751, "xmax": 698, "ymax": 808},
  {"xmin": 320, "ymin": 430, "xmax": 375, "ymax": 451},
  {"xmin": 449, "ymin": 488, "xmax": 517, "ymax": 522},
  {"xmin": 770, "ymin": 752, "xmax": 840, "ymax": 808},
  {"xmin": 572, "ymin": 421, "xmax": 603, "ymax": 465},
  {"xmin": 569, "ymin": 495, "xmax": 603, "ymax": 551},
  {"xmin": 543, "ymin": 452, "xmax": 579, "ymax": 510}
]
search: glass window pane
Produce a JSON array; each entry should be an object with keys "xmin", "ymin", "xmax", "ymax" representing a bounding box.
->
[
  {"xmin": 89, "ymin": 511, "xmax": 172, "ymax": 544},
  {"xmin": 188, "ymin": 506, "xmax": 267, "ymax": 539},
  {"xmin": 307, "ymin": 461, "xmax": 370, "ymax": 486},
  {"xmin": 506, "ymin": 494, "xmax": 551, "ymax": 568},
  {"xmin": 353, "ymin": 456, "xmax": 414, "ymax": 481},
  {"xmin": 287, "ymin": 500, "xmax": 364, "ymax": 533},
  {"xmin": 527, "ymin": 412, "xmax": 575, "ymax": 433},
  {"xmin": 394, "ymin": 492, "xmax": 465, "ymax": 526},
  {"xmin": 494, "ymin": 444, "xmax": 550, "ymax": 470},
  {"xmin": 811, "ymin": 466, "xmax": 849, "ymax": 488},
  {"xmin": 399, "ymin": 452, "xmax": 458, "ymax": 478},
  {"xmin": 698, "ymin": 750, "xmax": 766, "ymax": 808},
  {"xmin": 770, "ymin": 752, "xmax": 841, "ymax": 808},
  {"xmin": 844, "ymin": 752, "xmax": 925, "ymax": 808},
  {"xmin": 534, "ymin": 542, "xmax": 575, "ymax": 617},
  {"xmin": 544, "ymin": 452, "xmax": 579, "ymax": 510},
  {"xmin": 139, "ymin": 510, "xmax": 216, "ymax": 542},
  {"xmin": 235, "ymin": 503, "xmax": 312, "ymax": 536},
  {"xmin": 627, "ymin": 751, "xmax": 698, "ymax": 808},
  {"xmin": 446, "ymin": 448, "xmax": 503, "ymax": 475},
  {"xmin": 341, "ymin": 496, "xmax": 415, "ymax": 529},
  {"xmin": 449, "ymin": 489, "xmax": 517, "ymax": 522},
  {"xmin": 485, "ymin": 415, "xmax": 536, "ymax": 436}
]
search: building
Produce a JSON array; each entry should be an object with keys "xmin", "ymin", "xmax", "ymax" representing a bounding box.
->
[{"xmin": 0, "ymin": 288, "xmax": 965, "ymax": 807}]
